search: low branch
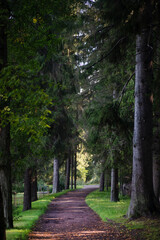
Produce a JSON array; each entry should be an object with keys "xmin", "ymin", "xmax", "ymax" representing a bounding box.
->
[
  {"xmin": 118, "ymin": 71, "xmax": 135, "ymax": 106},
  {"xmin": 95, "ymin": 25, "xmax": 114, "ymax": 35},
  {"xmin": 85, "ymin": 36, "xmax": 126, "ymax": 70}
]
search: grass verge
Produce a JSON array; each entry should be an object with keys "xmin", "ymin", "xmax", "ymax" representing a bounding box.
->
[
  {"xmin": 85, "ymin": 189, "xmax": 160, "ymax": 240},
  {"xmin": 86, "ymin": 189, "xmax": 130, "ymax": 221},
  {"xmin": 7, "ymin": 190, "xmax": 71, "ymax": 240}
]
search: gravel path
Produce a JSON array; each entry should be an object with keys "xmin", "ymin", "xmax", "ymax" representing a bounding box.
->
[{"xmin": 28, "ymin": 186, "xmax": 139, "ymax": 240}]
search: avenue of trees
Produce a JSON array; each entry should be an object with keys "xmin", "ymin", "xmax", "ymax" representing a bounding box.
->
[{"xmin": 1, "ymin": 0, "xmax": 160, "ymax": 237}]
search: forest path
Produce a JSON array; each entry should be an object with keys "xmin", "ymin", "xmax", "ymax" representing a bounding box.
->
[{"xmin": 28, "ymin": 186, "xmax": 138, "ymax": 240}]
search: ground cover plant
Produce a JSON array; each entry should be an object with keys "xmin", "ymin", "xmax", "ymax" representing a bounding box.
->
[
  {"xmin": 86, "ymin": 190, "xmax": 160, "ymax": 240},
  {"xmin": 7, "ymin": 190, "xmax": 71, "ymax": 240}
]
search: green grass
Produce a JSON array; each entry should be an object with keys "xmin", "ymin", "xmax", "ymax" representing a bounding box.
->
[
  {"xmin": 7, "ymin": 190, "xmax": 71, "ymax": 240},
  {"xmin": 86, "ymin": 189, "xmax": 130, "ymax": 221},
  {"xmin": 85, "ymin": 189, "xmax": 160, "ymax": 240}
]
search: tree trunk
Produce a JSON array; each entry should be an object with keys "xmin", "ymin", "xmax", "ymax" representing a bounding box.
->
[
  {"xmin": 65, "ymin": 157, "xmax": 70, "ymax": 189},
  {"xmin": 153, "ymin": 120, "xmax": 160, "ymax": 202},
  {"xmin": 152, "ymin": 36, "xmax": 160, "ymax": 203},
  {"xmin": 105, "ymin": 168, "xmax": 110, "ymax": 191},
  {"xmin": 23, "ymin": 168, "xmax": 32, "ymax": 211},
  {"xmin": 119, "ymin": 169, "xmax": 123, "ymax": 195},
  {"xmin": 74, "ymin": 152, "xmax": 77, "ymax": 189},
  {"xmin": 111, "ymin": 90, "xmax": 119, "ymax": 201},
  {"xmin": 71, "ymin": 153, "xmax": 73, "ymax": 190},
  {"xmin": 31, "ymin": 168, "xmax": 38, "ymax": 202},
  {"xmin": 110, "ymin": 168, "xmax": 119, "ymax": 201},
  {"xmin": 99, "ymin": 170, "xmax": 105, "ymax": 191},
  {"xmin": 0, "ymin": 185, "xmax": 6, "ymax": 240},
  {"xmin": 0, "ymin": 127, "xmax": 13, "ymax": 228},
  {"xmin": 0, "ymin": 3, "xmax": 13, "ymax": 229},
  {"xmin": 128, "ymin": 29, "xmax": 156, "ymax": 218},
  {"xmin": 52, "ymin": 158, "xmax": 59, "ymax": 193}
]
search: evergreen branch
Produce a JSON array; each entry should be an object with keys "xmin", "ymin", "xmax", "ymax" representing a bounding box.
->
[
  {"xmin": 118, "ymin": 71, "xmax": 135, "ymax": 106},
  {"xmin": 96, "ymin": 25, "xmax": 114, "ymax": 34},
  {"xmin": 86, "ymin": 25, "xmax": 114, "ymax": 45},
  {"xmin": 85, "ymin": 36, "xmax": 126, "ymax": 70}
]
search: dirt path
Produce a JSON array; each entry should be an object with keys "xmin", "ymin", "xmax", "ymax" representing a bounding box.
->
[{"xmin": 28, "ymin": 186, "xmax": 139, "ymax": 240}]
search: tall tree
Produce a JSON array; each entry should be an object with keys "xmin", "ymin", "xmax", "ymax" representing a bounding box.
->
[
  {"xmin": 110, "ymin": 90, "xmax": 119, "ymax": 202},
  {"xmin": 110, "ymin": 168, "xmax": 119, "ymax": 202},
  {"xmin": 23, "ymin": 168, "xmax": 32, "ymax": 211},
  {"xmin": 0, "ymin": 0, "xmax": 13, "ymax": 228},
  {"xmin": 52, "ymin": 158, "xmax": 59, "ymax": 193},
  {"xmin": 31, "ymin": 168, "xmax": 38, "ymax": 202},
  {"xmin": 127, "ymin": 2, "xmax": 157, "ymax": 218},
  {"xmin": 99, "ymin": 170, "xmax": 105, "ymax": 192},
  {"xmin": 65, "ymin": 155, "xmax": 70, "ymax": 189},
  {"xmin": 99, "ymin": 158, "xmax": 106, "ymax": 192},
  {"xmin": 152, "ymin": 123, "xmax": 160, "ymax": 202},
  {"xmin": 71, "ymin": 153, "xmax": 74, "ymax": 190},
  {"xmin": 74, "ymin": 152, "xmax": 77, "ymax": 189},
  {"xmin": 0, "ymin": 185, "xmax": 6, "ymax": 240},
  {"xmin": 152, "ymin": 32, "xmax": 160, "ymax": 203}
]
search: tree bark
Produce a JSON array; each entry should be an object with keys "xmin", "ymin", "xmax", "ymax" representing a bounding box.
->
[
  {"xmin": 52, "ymin": 158, "xmax": 59, "ymax": 193},
  {"xmin": 152, "ymin": 36, "xmax": 160, "ymax": 203},
  {"xmin": 71, "ymin": 153, "xmax": 73, "ymax": 190},
  {"xmin": 74, "ymin": 152, "xmax": 77, "ymax": 189},
  {"xmin": 0, "ymin": 127, "xmax": 13, "ymax": 228},
  {"xmin": 99, "ymin": 170, "xmax": 105, "ymax": 191},
  {"xmin": 153, "ymin": 120, "xmax": 160, "ymax": 202},
  {"xmin": 31, "ymin": 168, "xmax": 38, "ymax": 202},
  {"xmin": 110, "ymin": 168, "xmax": 119, "ymax": 201},
  {"xmin": 0, "ymin": 2, "xmax": 13, "ymax": 229},
  {"xmin": 0, "ymin": 185, "xmax": 6, "ymax": 240},
  {"xmin": 110, "ymin": 90, "xmax": 119, "ymax": 201},
  {"xmin": 23, "ymin": 168, "xmax": 32, "ymax": 211},
  {"xmin": 105, "ymin": 168, "xmax": 110, "ymax": 191},
  {"xmin": 65, "ymin": 157, "xmax": 70, "ymax": 189},
  {"xmin": 127, "ymin": 29, "xmax": 156, "ymax": 218}
]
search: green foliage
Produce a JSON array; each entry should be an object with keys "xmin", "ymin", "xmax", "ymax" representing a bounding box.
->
[
  {"xmin": 83, "ymin": 92, "xmax": 132, "ymax": 169},
  {"xmin": 74, "ymin": 1, "xmax": 136, "ymax": 182},
  {"xmin": 94, "ymin": 0, "xmax": 160, "ymax": 35},
  {"xmin": 0, "ymin": 0, "xmax": 81, "ymax": 193},
  {"xmin": 0, "ymin": 64, "xmax": 52, "ymax": 133}
]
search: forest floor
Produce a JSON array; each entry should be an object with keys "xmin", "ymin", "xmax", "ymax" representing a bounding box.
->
[{"xmin": 28, "ymin": 185, "xmax": 143, "ymax": 240}]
